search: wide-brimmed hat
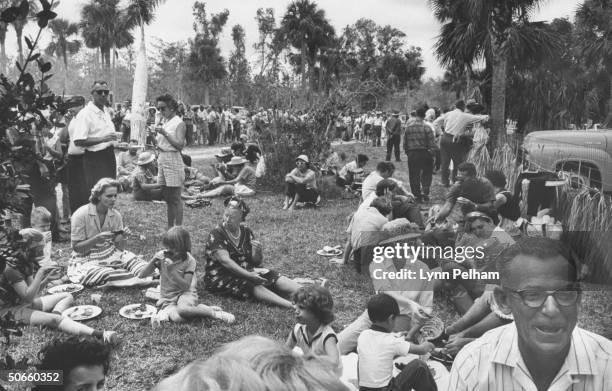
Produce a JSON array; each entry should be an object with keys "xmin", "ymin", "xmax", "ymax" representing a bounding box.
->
[
  {"xmin": 392, "ymin": 110, "xmax": 400, "ymax": 116},
  {"xmin": 215, "ymin": 148, "xmax": 233, "ymax": 158},
  {"xmin": 227, "ymin": 156, "xmax": 248, "ymax": 166},
  {"xmin": 136, "ymin": 151, "xmax": 155, "ymax": 166},
  {"xmin": 296, "ymin": 154, "xmax": 309, "ymax": 163}
]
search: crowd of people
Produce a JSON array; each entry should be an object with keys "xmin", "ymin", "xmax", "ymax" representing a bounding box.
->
[{"xmin": 2, "ymin": 81, "xmax": 611, "ymax": 391}]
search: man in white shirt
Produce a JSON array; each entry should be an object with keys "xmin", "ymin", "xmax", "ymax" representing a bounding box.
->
[
  {"xmin": 447, "ymin": 237, "xmax": 612, "ymax": 391},
  {"xmin": 71, "ymin": 81, "xmax": 118, "ymax": 190},
  {"xmin": 433, "ymin": 100, "xmax": 489, "ymax": 187},
  {"xmin": 372, "ymin": 112, "xmax": 383, "ymax": 147}
]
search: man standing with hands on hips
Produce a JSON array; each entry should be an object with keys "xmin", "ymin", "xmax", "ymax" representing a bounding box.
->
[{"xmin": 72, "ymin": 81, "xmax": 118, "ymax": 190}]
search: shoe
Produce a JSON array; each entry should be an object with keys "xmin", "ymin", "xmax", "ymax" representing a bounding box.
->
[
  {"xmin": 315, "ymin": 195, "xmax": 321, "ymax": 206},
  {"xmin": 102, "ymin": 330, "xmax": 122, "ymax": 345},
  {"xmin": 213, "ymin": 310, "xmax": 235, "ymax": 324}
]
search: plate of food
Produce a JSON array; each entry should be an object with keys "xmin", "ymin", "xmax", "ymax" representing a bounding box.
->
[
  {"xmin": 316, "ymin": 246, "xmax": 343, "ymax": 257},
  {"xmin": 420, "ymin": 316, "xmax": 445, "ymax": 341},
  {"xmin": 47, "ymin": 283, "xmax": 84, "ymax": 294},
  {"xmin": 62, "ymin": 305, "xmax": 102, "ymax": 321},
  {"xmin": 253, "ymin": 267, "xmax": 270, "ymax": 275},
  {"xmin": 119, "ymin": 303, "xmax": 157, "ymax": 320}
]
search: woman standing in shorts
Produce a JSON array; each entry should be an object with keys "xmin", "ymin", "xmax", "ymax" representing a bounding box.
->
[{"xmin": 155, "ymin": 94, "xmax": 186, "ymax": 228}]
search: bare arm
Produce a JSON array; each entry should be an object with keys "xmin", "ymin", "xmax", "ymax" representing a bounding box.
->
[
  {"xmin": 214, "ymin": 249, "xmax": 266, "ymax": 284},
  {"xmin": 436, "ymin": 200, "xmax": 455, "ymax": 222},
  {"xmin": 158, "ymin": 122, "xmax": 186, "ymax": 150},
  {"xmin": 74, "ymin": 134, "xmax": 116, "ymax": 147}
]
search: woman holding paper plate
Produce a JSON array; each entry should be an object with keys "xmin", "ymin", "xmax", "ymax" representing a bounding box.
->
[
  {"xmin": 204, "ymin": 196, "xmax": 300, "ymax": 308},
  {"xmin": 0, "ymin": 228, "xmax": 119, "ymax": 343}
]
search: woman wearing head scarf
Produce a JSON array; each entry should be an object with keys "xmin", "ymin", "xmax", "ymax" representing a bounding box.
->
[
  {"xmin": 283, "ymin": 155, "xmax": 320, "ymax": 210},
  {"xmin": 204, "ymin": 197, "xmax": 300, "ymax": 308}
]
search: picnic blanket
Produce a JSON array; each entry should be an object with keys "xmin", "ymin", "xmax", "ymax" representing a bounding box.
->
[{"xmin": 67, "ymin": 245, "xmax": 154, "ymax": 288}]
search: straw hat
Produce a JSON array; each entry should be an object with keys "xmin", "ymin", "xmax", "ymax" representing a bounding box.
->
[
  {"xmin": 227, "ymin": 156, "xmax": 248, "ymax": 166},
  {"xmin": 136, "ymin": 151, "xmax": 156, "ymax": 166},
  {"xmin": 296, "ymin": 154, "xmax": 309, "ymax": 163}
]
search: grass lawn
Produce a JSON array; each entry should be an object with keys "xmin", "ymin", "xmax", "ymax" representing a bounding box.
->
[{"xmin": 6, "ymin": 142, "xmax": 612, "ymax": 390}]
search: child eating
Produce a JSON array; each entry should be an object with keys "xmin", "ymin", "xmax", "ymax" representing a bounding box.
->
[
  {"xmin": 357, "ymin": 293, "xmax": 437, "ymax": 391},
  {"xmin": 285, "ymin": 285, "xmax": 341, "ymax": 375},
  {"xmin": 139, "ymin": 226, "xmax": 235, "ymax": 324}
]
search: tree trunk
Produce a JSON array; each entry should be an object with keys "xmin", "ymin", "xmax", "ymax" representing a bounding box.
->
[
  {"xmin": 130, "ymin": 22, "xmax": 148, "ymax": 145},
  {"xmin": 111, "ymin": 45, "xmax": 116, "ymax": 103},
  {"xmin": 490, "ymin": 53, "xmax": 507, "ymax": 148},
  {"xmin": 606, "ymin": 74, "xmax": 612, "ymax": 127},
  {"xmin": 203, "ymin": 84, "xmax": 210, "ymax": 106},
  {"xmin": 62, "ymin": 55, "xmax": 68, "ymax": 94},
  {"xmin": 465, "ymin": 64, "xmax": 472, "ymax": 99},
  {"xmin": 0, "ymin": 39, "xmax": 6, "ymax": 75},
  {"xmin": 16, "ymin": 27, "xmax": 23, "ymax": 65}
]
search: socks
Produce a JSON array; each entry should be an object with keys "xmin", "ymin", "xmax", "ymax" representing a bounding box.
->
[{"xmin": 58, "ymin": 317, "xmax": 95, "ymax": 336}]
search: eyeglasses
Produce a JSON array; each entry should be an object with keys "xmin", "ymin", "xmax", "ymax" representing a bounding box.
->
[
  {"xmin": 157, "ymin": 106, "xmax": 168, "ymax": 111},
  {"xmin": 504, "ymin": 286, "xmax": 580, "ymax": 308},
  {"xmin": 95, "ymin": 90, "xmax": 110, "ymax": 96}
]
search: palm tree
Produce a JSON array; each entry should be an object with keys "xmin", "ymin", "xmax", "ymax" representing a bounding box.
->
[
  {"xmin": 0, "ymin": 0, "xmax": 11, "ymax": 74},
  {"xmin": 125, "ymin": 0, "xmax": 166, "ymax": 145},
  {"xmin": 80, "ymin": 0, "xmax": 133, "ymax": 77},
  {"xmin": 10, "ymin": 0, "xmax": 39, "ymax": 65},
  {"xmin": 279, "ymin": 0, "xmax": 335, "ymax": 99},
  {"xmin": 576, "ymin": 0, "xmax": 612, "ymax": 126},
  {"xmin": 430, "ymin": 0, "xmax": 558, "ymax": 146},
  {"xmin": 45, "ymin": 18, "xmax": 81, "ymax": 93}
]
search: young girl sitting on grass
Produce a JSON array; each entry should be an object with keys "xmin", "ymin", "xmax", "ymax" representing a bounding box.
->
[
  {"xmin": 139, "ymin": 226, "xmax": 235, "ymax": 324},
  {"xmin": 285, "ymin": 285, "xmax": 341, "ymax": 375}
]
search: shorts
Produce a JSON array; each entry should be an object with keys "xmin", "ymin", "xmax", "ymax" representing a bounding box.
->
[
  {"xmin": 158, "ymin": 151, "xmax": 185, "ymax": 187},
  {"xmin": 158, "ymin": 291, "xmax": 198, "ymax": 311}
]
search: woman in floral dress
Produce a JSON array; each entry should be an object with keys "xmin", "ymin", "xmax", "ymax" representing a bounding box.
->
[{"xmin": 204, "ymin": 197, "xmax": 300, "ymax": 308}]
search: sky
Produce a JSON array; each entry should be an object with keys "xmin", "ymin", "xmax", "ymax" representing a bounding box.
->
[{"xmin": 3, "ymin": 0, "xmax": 581, "ymax": 78}]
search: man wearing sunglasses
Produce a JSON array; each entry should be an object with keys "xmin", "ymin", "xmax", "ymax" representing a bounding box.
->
[
  {"xmin": 447, "ymin": 237, "xmax": 612, "ymax": 390},
  {"xmin": 71, "ymin": 80, "xmax": 118, "ymax": 190}
]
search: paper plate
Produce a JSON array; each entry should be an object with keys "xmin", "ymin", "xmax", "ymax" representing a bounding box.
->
[
  {"xmin": 47, "ymin": 283, "xmax": 84, "ymax": 294},
  {"xmin": 119, "ymin": 303, "xmax": 157, "ymax": 320},
  {"xmin": 62, "ymin": 305, "xmax": 102, "ymax": 321},
  {"xmin": 421, "ymin": 316, "xmax": 445, "ymax": 341},
  {"xmin": 253, "ymin": 267, "xmax": 269, "ymax": 275},
  {"xmin": 316, "ymin": 249, "xmax": 343, "ymax": 257}
]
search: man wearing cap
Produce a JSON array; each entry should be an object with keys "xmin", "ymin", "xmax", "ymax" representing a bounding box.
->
[
  {"xmin": 372, "ymin": 112, "xmax": 383, "ymax": 147},
  {"xmin": 283, "ymin": 155, "xmax": 320, "ymax": 210},
  {"xmin": 131, "ymin": 151, "xmax": 162, "ymax": 201},
  {"xmin": 337, "ymin": 153, "xmax": 369, "ymax": 190},
  {"xmin": 71, "ymin": 81, "xmax": 119, "ymax": 190},
  {"xmin": 385, "ymin": 110, "xmax": 403, "ymax": 162},
  {"xmin": 433, "ymin": 100, "xmax": 489, "ymax": 187},
  {"xmin": 403, "ymin": 103, "xmax": 435, "ymax": 203}
]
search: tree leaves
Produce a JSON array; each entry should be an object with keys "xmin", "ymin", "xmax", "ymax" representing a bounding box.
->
[
  {"xmin": 36, "ymin": 0, "xmax": 57, "ymax": 28},
  {"xmin": 0, "ymin": 6, "xmax": 21, "ymax": 23}
]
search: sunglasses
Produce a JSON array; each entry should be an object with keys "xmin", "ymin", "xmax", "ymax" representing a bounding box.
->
[
  {"xmin": 504, "ymin": 286, "xmax": 580, "ymax": 308},
  {"xmin": 95, "ymin": 90, "xmax": 110, "ymax": 96}
]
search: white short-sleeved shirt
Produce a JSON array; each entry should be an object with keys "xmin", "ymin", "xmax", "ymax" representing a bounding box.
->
[
  {"xmin": 67, "ymin": 117, "xmax": 85, "ymax": 156},
  {"xmin": 71, "ymin": 102, "xmax": 116, "ymax": 152},
  {"xmin": 71, "ymin": 203, "xmax": 123, "ymax": 254},
  {"xmin": 447, "ymin": 324, "xmax": 612, "ymax": 391},
  {"xmin": 290, "ymin": 323, "xmax": 341, "ymax": 374},
  {"xmin": 347, "ymin": 207, "xmax": 388, "ymax": 249},
  {"xmin": 357, "ymin": 328, "xmax": 411, "ymax": 388},
  {"xmin": 338, "ymin": 161, "xmax": 358, "ymax": 180}
]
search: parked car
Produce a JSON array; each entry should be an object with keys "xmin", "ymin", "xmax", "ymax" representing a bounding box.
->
[{"xmin": 520, "ymin": 129, "xmax": 612, "ymax": 192}]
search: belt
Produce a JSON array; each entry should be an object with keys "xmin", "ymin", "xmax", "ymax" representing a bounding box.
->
[{"xmin": 443, "ymin": 132, "xmax": 455, "ymax": 136}]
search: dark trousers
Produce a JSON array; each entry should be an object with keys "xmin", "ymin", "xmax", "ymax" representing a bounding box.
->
[
  {"xmin": 440, "ymin": 133, "xmax": 469, "ymax": 186},
  {"xmin": 83, "ymin": 146, "xmax": 116, "ymax": 191},
  {"xmin": 372, "ymin": 125, "xmax": 382, "ymax": 146},
  {"xmin": 392, "ymin": 198, "xmax": 425, "ymax": 229},
  {"xmin": 359, "ymin": 359, "xmax": 437, "ymax": 391},
  {"xmin": 386, "ymin": 134, "xmax": 401, "ymax": 161},
  {"xmin": 286, "ymin": 182, "xmax": 319, "ymax": 203},
  {"xmin": 208, "ymin": 123, "xmax": 217, "ymax": 145},
  {"xmin": 407, "ymin": 149, "xmax": 433, "ymax": 198},
  {"xmin": 67, "ymin": 154, "xmax": 89, "ymax": 213},
  {"xmin": 185, "ymin": 124, "xmax": 194, "ymax": 145}
]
